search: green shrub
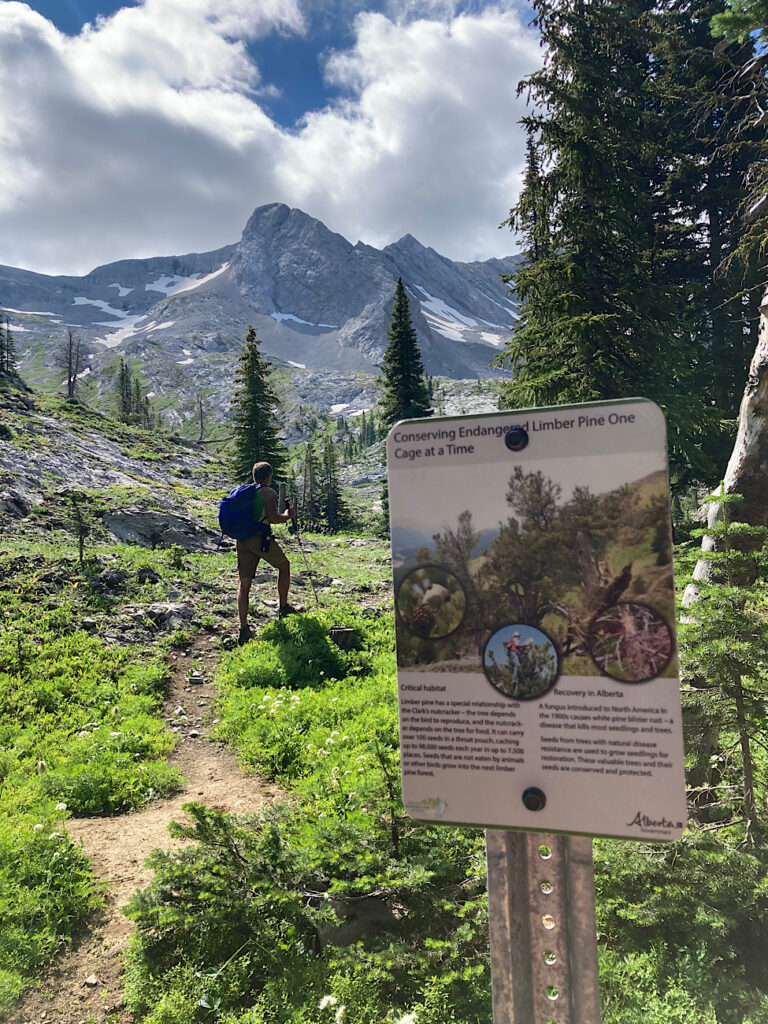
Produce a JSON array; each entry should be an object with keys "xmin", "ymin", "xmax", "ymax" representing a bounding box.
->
[
  {"xmin": 0, "ymin": 813, "xmax": 102, "ymax": 1011},
  {"xmin": 0, "ymin": 576, "xmax": 180, "ymax": 1004}
]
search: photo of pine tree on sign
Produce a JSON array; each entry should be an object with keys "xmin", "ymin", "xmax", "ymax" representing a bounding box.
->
[{"xmin": 392, "ymin": 465, "xmax": 676, "ymax": 680}]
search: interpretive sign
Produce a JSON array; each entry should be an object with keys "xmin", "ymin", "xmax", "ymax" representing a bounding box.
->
[{"xmin": 386, "ymin": 399, "xmax": 686, "ymax": 841}]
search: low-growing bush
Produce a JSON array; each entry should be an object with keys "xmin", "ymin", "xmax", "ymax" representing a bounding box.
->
[{"xmin": 0, "ymin": 812, "xmax": 102, "ymax": 1011}]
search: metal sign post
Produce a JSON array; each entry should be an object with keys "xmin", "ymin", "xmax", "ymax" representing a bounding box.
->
[
  {"xmin": 486, "ymin": 830, "xmax": 600, "ymax": 1023},
  {"xmin": 386, "ymin": 400, "xmax": 689, "ymax": 1022}
]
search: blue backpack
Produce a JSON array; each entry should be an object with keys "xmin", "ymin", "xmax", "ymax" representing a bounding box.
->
[{"xmin": 218, "ymin": 483, "xmax": 271, "ymax": 545}]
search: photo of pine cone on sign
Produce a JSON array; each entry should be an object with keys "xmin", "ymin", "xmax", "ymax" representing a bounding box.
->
[{"xmin": 397, "ymin": 566, "xmax": 466, "ymax": 640}]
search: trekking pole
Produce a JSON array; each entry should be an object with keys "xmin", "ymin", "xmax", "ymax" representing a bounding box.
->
[
  {"xmin": 281, "ymin": 486, "xmax": 321, "ymax": 610},
  {"xmin": 292, "ymin": 528, "xmax": 319, "ymax": 606}
]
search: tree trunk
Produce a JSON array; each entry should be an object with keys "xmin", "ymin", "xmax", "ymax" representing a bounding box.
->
[
  {"xmin": 682, "ymin": 287, "xmax": 768, "ymax": 799},
  {"xmin": 684, "ymin": 286, "xmax": 768, "ymax": 602},
  {"xmin": 733, "ymin": 671, "xmax": 759, "ymax": 836}
]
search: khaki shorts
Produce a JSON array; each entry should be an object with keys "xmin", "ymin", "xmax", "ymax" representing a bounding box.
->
[{"xmin": 236, "ymin": 536, "xmax": 289, "ymax": 580}]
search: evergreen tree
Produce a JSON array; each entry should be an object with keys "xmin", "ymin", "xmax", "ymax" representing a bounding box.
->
[
  {"xmin": 379, "ymin": 279, "xmax": 432, "ymax": 427},
  {"xmin": 117, "ymin": 359, "xmax": 132, "ymax": 420},
  {"xmin": 300, "ymin": 440, "xmax": 321, "ymax": 530},
  {"xmin": 710, "ymin": 0, "xmax": 768, "ymax": 298},
  {"xmin": 229, "ymin": 326, "xmax": 285, "ymax": 483},
  {"xmin": 681, "ymin": 486, "xmax": 768, "ymax": 838},
  {"xmin": 654, "ymin": 0, "xmax": 762, "ymax": 449},
  {"xmin": 318, "ymin": 438, "xmax": 349, "ymax": 533},
  {"xmin": 115, "ymin": 358, "xmax": 159, "ymax": 429},
  {"xmin": 497, "ymin": 0, "xmax": 713, "ymax": 477}
]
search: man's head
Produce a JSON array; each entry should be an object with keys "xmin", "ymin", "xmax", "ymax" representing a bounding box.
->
[{"xmin": 252, "ymin": 461, "xmax": 273, "ymax": 484}]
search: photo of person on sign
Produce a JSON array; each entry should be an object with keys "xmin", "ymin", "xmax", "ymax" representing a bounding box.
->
[{"xmin": 484, "ymin": 624, "xmax": 559, "ymax": 700}]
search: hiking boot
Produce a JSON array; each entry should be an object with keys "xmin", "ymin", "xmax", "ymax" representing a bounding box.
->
[
  {"xmin": 237, "ymin": 624, "xmax": 252, "ymax": 645},
  {"xmin": 278, "ymin": 603, "xmax": 298, "ymax": 618}
]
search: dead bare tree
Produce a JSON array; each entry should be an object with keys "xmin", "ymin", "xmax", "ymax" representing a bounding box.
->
[{"xmin": 59, "ymin": 328, "xmax": 85, "ymax": 400}]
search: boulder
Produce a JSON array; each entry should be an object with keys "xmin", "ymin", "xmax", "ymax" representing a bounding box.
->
[
  {"xmin": 103, "ymin": 508, "xmax": 220, "ymax": 552},
  {"xmin": 1, "ymin": 489, "xmax": 32, "ymax": 517},
  {"xmin": 147, "ymin": 602, "xmax": 195, "ymax": 629}
]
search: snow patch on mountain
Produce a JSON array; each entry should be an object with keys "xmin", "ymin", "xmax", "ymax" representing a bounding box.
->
[
  {"xmin": 480, "ymin": 330, "xmax": 508, "ymax": 348},
  {"xmin": 108, "ymin": 283, "xmax": 133, "ymax": 297},
  {"xmin": 172, "ymin": 263, "xmax": 230, "ymax": 295},
  {"xmin": 73, "ymin": 297, "xmax": 132, "ymax": 320},
  {"xmin": 2, "ymin": 307, "xmax": 61, "ymax": 317},
  {"xmin": 93, "ymin": 314, "xmax": 147, "ymax": 348},
  {"xmin": 271, "ymin": 311, "xmax": 339, "ymax": 329},
  {"xmin": 413, "ymin": 285, "xmax": 478, "ymax": 328},
  {"xmin": 145, "ymin": 273, "xmax": 201, "ymax": 295},
  {"xmin": 429, "ymin": 320, "xmax": 464, "ymax": 343}
]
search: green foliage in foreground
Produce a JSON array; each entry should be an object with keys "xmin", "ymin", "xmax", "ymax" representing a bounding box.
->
[
  {"xmin": 0, "ymin": 565, "xmax": 181, "ymax": 1008},
  {"xmin": 124, "ymin": 605, "xmax": 491, "ymax": 1023},
  {"xmin": 596, "ymin": 835, "xmax": 768, "ymax": 1023},
  {"xmin": 122, "ymin": 596, "xmax": 768, "ymax": 1023}
]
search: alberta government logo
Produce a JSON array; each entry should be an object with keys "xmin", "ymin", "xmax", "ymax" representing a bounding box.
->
[{"xmin": 626, "ymin": 810, "xmax": 685, "ymax": 831}]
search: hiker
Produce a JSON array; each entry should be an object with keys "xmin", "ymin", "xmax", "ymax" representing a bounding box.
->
[
  {"xmin": 236, "ymin": 461, "xmax": 297, "ymax": 644},
  {"xmin": 504, "ymin": 631, "xmax": 533, "ymax": 683}
]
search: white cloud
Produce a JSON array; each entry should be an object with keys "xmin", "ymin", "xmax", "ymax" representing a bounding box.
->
[{"xmin": 0, "ymin": 1, "xmax": 538, "ymax": 274}]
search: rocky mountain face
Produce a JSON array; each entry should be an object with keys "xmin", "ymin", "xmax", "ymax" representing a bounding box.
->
[{"xmin": 1, "ymin": 204, "xmax": 517, "ymax": 433}]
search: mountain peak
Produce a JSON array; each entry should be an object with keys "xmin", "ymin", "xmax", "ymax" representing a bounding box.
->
[{"xmin": 388, "ymin": 233, "xmax": 425, "ymax": 251}]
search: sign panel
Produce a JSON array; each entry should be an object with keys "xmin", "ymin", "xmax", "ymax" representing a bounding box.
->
[{"xmin": 387, "ymin": 399, "xmax": 687, "ymax": 840}]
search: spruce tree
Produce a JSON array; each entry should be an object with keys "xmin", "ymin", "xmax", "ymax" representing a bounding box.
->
[
  {"xmin": 497, "ymin": 0, "xmax": 713, "ymax": 476},
  {"xmin": 318, "ymin": 437, "xmax": 349, "ymax": 533},
  {"xmin": 229, "ymin": 326, "xmax": 285, "ymax": 483},
  {"xmin": 654, "ymin": 0, "xmax": 762, "ymax": 454},
  {"xmin": 300, "ymin": 440, "xmax": 321, "ymax": 530},
  {"xmin": 680, "ymin": 486, "xmax": 768, "ymax": 837},
  {"xmin": 379, "ymin": 279, "xmax": 431, "ymax": 427},
  {"xmin": 117, "ymin": 360, "xmax": 132, "ymax": 420}
]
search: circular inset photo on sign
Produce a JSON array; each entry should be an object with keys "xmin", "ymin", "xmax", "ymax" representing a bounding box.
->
[
  {"xmin": 396, "ymin": 565, "xmax": 467, "ymax": 640},
  {"xmin": 483, "ymin": 624, "xmax": 560, "ymax": 700},
  {"xmin": 588, "ymin": 602, "xmax": 673, "ymax": 682}
]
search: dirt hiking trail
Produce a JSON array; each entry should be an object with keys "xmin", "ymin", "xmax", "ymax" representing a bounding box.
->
[{"xmin": 7, "ymin": 637, "xmax": 281, "ymax": 1024}]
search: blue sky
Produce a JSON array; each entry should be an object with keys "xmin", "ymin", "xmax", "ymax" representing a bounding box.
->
[{"xmin": 1, "ymin": 1, "xmax": 540, "ymax": 274}]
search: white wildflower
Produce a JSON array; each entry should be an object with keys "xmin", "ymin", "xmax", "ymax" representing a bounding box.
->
[
  {"xmin": 397, "ymin": 1015, "xmax": 418, "ymax": 1024},
  {"xmin": 318, "ymin": 995, "xmax": 338, "ymax": 1010},
  {"xmin": 33, "ymin": 823, "xmax": 44, "ymax": 831},
  {"xmin": 335, "ymin": 1005, "xmax": 346, "ymax": 1023},
  {"xmin": 55, "ymin": 802, "xmax": 67, "ymax": 811}
]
